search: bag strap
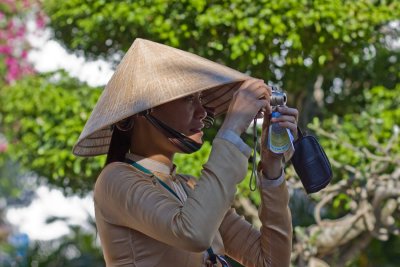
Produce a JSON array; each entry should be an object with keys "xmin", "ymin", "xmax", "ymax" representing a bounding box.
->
[{"xmin": 297, "ymin": 126, "xmax": 304, "ymax": 139}]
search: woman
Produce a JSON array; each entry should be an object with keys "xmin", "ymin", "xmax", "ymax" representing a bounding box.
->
[{"xmin": 73, "ymin": 39, "xmax": 298, "ymax": 267}]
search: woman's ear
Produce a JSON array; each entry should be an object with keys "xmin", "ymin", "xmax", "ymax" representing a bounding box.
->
[{"xmin": 115, "ymin": 117, "xmax": 134, "ymax": 131}]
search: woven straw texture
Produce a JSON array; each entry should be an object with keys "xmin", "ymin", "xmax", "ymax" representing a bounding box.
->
[{"xmin": 73, "ymin": 38, "xmax": 251, "ymax": 157}]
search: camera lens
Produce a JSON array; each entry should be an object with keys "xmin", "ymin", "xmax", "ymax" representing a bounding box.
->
[{"xmin": 270, "ymin": 89, "xmax": 287, "ymax": 106}]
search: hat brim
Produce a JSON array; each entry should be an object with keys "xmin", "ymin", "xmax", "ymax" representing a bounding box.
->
[
  {"xmin": 72, "ymin": 80, "xmax": 246, "ymax": 157},
  {"xmin": 72, "ymin": 38, "xmax": 253, "ymax": 157}
]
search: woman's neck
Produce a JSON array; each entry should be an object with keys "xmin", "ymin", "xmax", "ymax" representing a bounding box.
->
[
  {"xmin": 129, "ymin": 117, "xmax": 176, "ymax": 170},
  {"xmin": 129, "ymin": 149, "xmax": 174, "ymax": 170}
]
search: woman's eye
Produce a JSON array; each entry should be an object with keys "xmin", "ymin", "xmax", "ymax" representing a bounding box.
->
[
  {"xmin": 185, "ymin": 95, "xmax": 195, "ymax": 102},
  {"xmin": 185, "ymin": 94, "xmax": 203, "ymax": 103}
]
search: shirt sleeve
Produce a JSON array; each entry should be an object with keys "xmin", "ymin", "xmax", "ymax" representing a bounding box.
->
[
  {"xmin": 258, "ymin": 169, "xmax": 285, "ymax": 188},
  {"xmin": 94, "ymin": 138, "xmax": 249, "ymax": 252},
  {"xmin": 219, "ymin": 176, "xmax": 292, "ymax": 267},
  {"xmin": 216, "ymin": 129, "xmax": 252, "ymax": 158}
]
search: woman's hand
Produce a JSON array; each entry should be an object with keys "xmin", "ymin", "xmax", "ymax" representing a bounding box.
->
[
  {"xmin": 260, "ymin": 105, "xmax": 299, "ymax": 179},
  {"xmin": 220, "ymin": 79, "xmax": 271, "ymax": 135}
]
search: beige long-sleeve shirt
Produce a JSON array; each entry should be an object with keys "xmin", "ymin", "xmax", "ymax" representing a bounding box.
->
[{"xmin": 94, "ymin": 138, "xmax": 292, "ymax": 267}]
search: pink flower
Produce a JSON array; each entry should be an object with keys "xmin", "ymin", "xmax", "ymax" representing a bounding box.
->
[
  {"xmin": 5, "ymin": 56, "xmax": 22, "ymax": 82},
  {"xmin": 21, "ymin": 50, "xmax": 28, "ymax": 59},
  {"xmin": 6, "ymin": 71, "xmax": 17, "ymax": 83},
  {"xmin": 36, "ymin": 13, "xmax": 46, "ymax": 28},
  {"xmin": 0, "ymin": 30, "xmax": 6, "ymax": 39},
  {"xmin": 0, "ymin": 0, "xmax": 38, "ymax": 84},
  {"xmin": 0, "ymin": 45, "xmax": 12, "ymax": 54},
  {"xmin": 23, "ymin": 0, "xmax": 32, "ymax": 8},
  {"xmin": 5, "ymin": 56, "xmax": 17, "ymax": 67},
  {"xmin": 0, "ymin": 143, "xmax": 7, "ymax": 153},
  {"xmin": 16, "ymin": 25, "xmax": 26, "ymax": 38},
  {"xmin": 7, "ymin": 20, "xmax": 14, "ymax": 31},
  {"xmin": 21, "ymin": 65, "xmax": 34, "ymax": 76}
]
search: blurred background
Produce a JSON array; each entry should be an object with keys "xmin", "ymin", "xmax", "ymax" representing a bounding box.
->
[{"xmin": 0, "ymin": 0, "xmax": 399, "ymax": 266}]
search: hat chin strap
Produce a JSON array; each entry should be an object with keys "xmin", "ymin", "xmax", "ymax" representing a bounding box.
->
[{"xmin": 144, "ymin": 114, "xmax": 203, "ymax": 154}]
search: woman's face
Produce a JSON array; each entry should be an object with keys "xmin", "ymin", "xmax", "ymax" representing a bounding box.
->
[{"xmin": 151, "ymin": 92, "xmax": 207, "ymax": 144}]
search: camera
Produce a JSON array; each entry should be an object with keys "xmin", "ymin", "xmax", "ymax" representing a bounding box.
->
[{"xmin": 270, "ymin": 86, "xmax": 287, "ymax": 106}]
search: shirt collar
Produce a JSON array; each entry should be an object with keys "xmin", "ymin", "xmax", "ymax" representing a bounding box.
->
[{"xmin": 125, "ymin": 153, "xmax": 176, "ymax": 176}]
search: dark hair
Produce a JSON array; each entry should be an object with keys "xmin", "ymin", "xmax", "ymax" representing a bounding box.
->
[{"xmin": 105, "ymin": 126, "xmax": 132, "ymax": 166}]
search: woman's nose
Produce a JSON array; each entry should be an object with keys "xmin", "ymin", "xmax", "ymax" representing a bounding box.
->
[{"xmin": 194, "ymin": 100, "xmax": 207, "ymax": 120}]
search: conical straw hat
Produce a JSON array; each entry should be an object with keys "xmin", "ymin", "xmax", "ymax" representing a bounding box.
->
[{"xmin": 73, "ymin": 38, "xmax": 251, "ymax": 157}]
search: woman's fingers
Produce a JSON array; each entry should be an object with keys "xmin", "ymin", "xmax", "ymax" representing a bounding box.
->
[
  {"xmin": 275, "ymin": 121, "xmax": 297, "ymax": 133},
  {"xmin": 237, "ymin": 79, "xmax": 270, "ymax": 99},
  {"xmin": 275, "ymin": 106, "xmax": 299, "ymax": 121},
  {"xmin": 237, "ymin": 79, "xmax": 264, "ymax": 93},
  {"xmin": 271, "ymin": 114, "xmax": 296, "ymax": 124},
  {"xmin": 270, "ymin": 106, "xmax": 299, "ymax": 138},
  {"xmin": 222, "ymin": 78, "xmax": 272, "ymax": 135},
  {"xmin": 255, "ymin": 85, "xmax": 271, "ymax": 100},
  {"xmin": 234, "ymin": 79, "xmax": 271, "ymax": 115}
]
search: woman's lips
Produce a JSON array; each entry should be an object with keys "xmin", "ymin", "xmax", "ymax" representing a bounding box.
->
[
  {"xmin": 190, "ymin": 128, "xmax": 203, "ymax": 133},
  {"xmin": 190, "ymin": 123, "xmax": 205, "ymax": 133}
]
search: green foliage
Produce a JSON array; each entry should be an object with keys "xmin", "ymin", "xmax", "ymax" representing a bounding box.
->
[
  {"xmin": 1, "ymin": 1, "xmax": 399, "ymax": 265},
  {"xmin": 174, "ymin": 141, "xmax": 211, "ymax": 177},
  {"xmin": 308, "ymin": 84, "xmax": 400, "ymax": 216},
  {"xmin": 174, "ymin": 140, "xmax": 261, "ymax": 206},
  {"xmin": 311, "ymin": 84, "xmax": 400, "ymax": 170},
  {"xmin": 237, "ymin": 166, "xmax": 262, "ymax": 205},
  {"xmin": 0, "ymin": 72, "xmax": 105, "ymax": 195},
  {"xmin": 348, "ymin": 235, "xmax": 400, "ymax": 267},
  {"xmin": 43, "ymin": 0, "xmax": 400, "ymax": 118}
]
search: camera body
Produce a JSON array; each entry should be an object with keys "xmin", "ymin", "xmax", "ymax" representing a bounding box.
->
[{"xmin": 270, "ymin": 86, "xmax": 287, "ymax": 107}]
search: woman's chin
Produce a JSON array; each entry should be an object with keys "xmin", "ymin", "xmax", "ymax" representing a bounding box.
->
[{"xmin": 189, "ymin": 131, "xmax": 204, "ymax": 144}]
